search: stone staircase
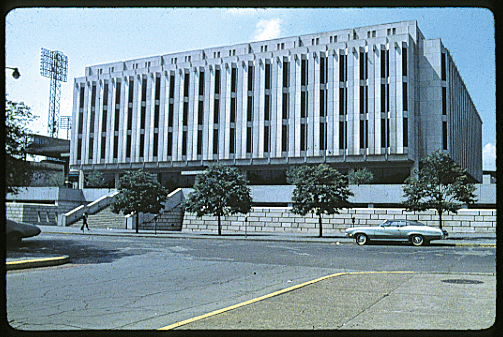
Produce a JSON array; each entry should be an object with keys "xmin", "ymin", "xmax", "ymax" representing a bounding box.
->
[{"xmin": 71, "ymin": 206, "xmax": 125, "ymax": 230}]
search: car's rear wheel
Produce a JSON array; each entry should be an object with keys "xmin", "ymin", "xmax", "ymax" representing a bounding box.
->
[
  {"xmin": 410, "ymin": 234, "xmax": 424, "ymax": 246},
  {"xmin": 355, "ymin": 234, "xmax": 368, "ymax": 245}
]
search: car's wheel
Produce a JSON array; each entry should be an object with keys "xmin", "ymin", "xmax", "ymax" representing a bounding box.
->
[
  {"xmin": 410, "ymin": 234, "xmax": 424, "ymax": 246},
  {"xmin": 355, "ymin": 233, "xmax": 368, "ymax": 245}
]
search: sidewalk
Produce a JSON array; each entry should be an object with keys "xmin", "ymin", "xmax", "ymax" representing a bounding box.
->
[
  {"xmin": 161, "ymin": 271, "xmax": 496, "ymax": 330},
  {"xmin": 5, "ymin": 225, "xmax": 496, "ymax": 270}
]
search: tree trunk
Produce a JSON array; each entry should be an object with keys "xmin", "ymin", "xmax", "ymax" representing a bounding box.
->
[
  {"xmin": 438, "ymin": 210, "xmax": 443, "ymax": 230},
  {"xmin": 318, "ymin": 214, "xmax": 323, "ymax": 237},
  {"xmin": 136, "ymin": 212, "xmax": 139, "ymax": 233},
  {"xmin": 218, "ymin": 214, "xmax": 222, "ymax": 236}
]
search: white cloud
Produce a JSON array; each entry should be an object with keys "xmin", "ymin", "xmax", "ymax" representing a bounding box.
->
[
  {"xmin": 253, "ymin": 18, "xmax": 282, "ymax": 41},
  {"xmin": 483, "ymin": 143, "xmax": 496, "ymax": 171}
]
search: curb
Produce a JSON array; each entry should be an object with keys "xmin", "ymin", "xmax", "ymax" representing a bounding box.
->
[
  {"xmin": 39, "ymin": 230, "xmax": 496, "ymax": 247},
  {"xmin": 6, "ymin": 255, "xmax": 71, "ymax": 270}
]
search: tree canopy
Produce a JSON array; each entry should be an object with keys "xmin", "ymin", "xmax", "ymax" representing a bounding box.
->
[
  {"xmin": 288, "ymin": 164, "xmax": 353, "ymax": 237},
  {"xmin": 402, "ymin": 150, "xmax": 477, "ymax": 229},
  {"xmin": 184, "ymin": 164, "xmax": 252, "ymax": 235},
  {"xmin": 348, "ymin": 168, "xmax": 374, "ymax": 185},
  {"xmin": 5, "ymin": 100, "xmax": 37, "ymax": 194},
  {"xmin": 111, "ymin": 170, "xmax": 168, "ymax": 233}
]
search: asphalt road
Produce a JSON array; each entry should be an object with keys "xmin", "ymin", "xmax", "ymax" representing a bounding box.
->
[{"xmin": 6, "ymin": 233, "xmax": 496, "ymax": 330}]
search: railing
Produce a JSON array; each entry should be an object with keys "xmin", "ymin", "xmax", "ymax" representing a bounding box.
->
[
  {"xmin": 126, "ymin": 188, "xmax": 185, "ymax": 230},
  {"xmin": 58, "ymin": 191, "xmax": 119, "ymax": 226}
]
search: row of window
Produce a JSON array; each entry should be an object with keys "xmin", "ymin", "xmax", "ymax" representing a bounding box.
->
[{"xmin": 77, "ymin": 51, "xmax": 411, "ymax": 162}]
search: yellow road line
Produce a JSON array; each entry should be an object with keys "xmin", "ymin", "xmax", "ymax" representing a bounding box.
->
[
  {"xmin": 158, "ymin": 270, "xmax": 414, "ymax": 330},
  {"xmin": 6, "ymin": 256, "xmax": 69, "ymax": 266}
]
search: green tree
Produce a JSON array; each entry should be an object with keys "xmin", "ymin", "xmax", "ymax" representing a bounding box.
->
[
  {"xmin": 288, "ymin": 164, "xmax": 353, "ymax": 237},
  {"xmin": 184, "ymin": 164, "xmax": 252, "ymax": 235},
  {"xmin": 111, "ymin": 170, "xmax": 168, "ymax": 233},
  {"xmin": 402, "ymin": 150, "xmax": 477, "ymax": 229},
  {"xmin": 348, "ymin": 167, "xmax": 374, "ymax": 185},
  {"xmin": 85, "ymin": 171, "xmax": 105, "ymax": 188},
  {"xmin": 4, "ymin": 100, "xmax": 37, "ymax": 194}
]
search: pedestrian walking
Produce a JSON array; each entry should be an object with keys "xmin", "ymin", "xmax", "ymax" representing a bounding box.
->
[{"xmin": 81, "ymin": 212, "xmax": 89, "ymax": 233}]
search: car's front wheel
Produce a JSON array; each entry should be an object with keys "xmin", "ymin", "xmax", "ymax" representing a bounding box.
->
[
  {"xmin": 410, "ymin": 234, "xmax": 424, "ymax": 246},
  {"xmin": 355, "ymin": 233, "xmax": 368, "ymax": 245}
]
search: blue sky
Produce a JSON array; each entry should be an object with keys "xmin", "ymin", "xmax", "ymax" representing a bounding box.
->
[{"xmin": 5, "ymin": 7, "xmax": 495, "ymax": 170}]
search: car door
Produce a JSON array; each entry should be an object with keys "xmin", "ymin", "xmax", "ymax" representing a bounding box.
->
[{"xmin": 380, "ymin": 221, "xmax": 402, "ymax": 240}]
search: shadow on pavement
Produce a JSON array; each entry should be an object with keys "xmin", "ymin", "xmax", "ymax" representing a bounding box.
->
[{"xmin": 5, "ymin": 235, "xmax": 152, "ymax": 265}]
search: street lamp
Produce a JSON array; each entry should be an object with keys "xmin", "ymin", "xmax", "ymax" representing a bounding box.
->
[{"xmin": 6, "ymin": 67, "xmax": 21, "ymax": 79}]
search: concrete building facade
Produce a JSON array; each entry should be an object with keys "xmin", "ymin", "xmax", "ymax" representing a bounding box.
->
[{"xmin": 70, "ymin": 20, "xmax": 482, "ymax": 187}]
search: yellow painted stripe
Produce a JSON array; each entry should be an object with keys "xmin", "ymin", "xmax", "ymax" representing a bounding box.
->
[
  {"xmin": 6, "ymin": 256, "xmax": 69, "ymax": 265},
  {"xmin": 158, "ymin": 270, "xmax": 414, "ymax": 330}
]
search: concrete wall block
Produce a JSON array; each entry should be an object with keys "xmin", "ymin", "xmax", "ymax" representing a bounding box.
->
[
  {"xmin": 386, "ymin": 209, "xmax": 403, "ymax": 215},
  {"xmin": 281, "ymin": 222, "xmax": 292, "ymax": 227},
  {"xmin": 470, "ymin": 222, "xmax": 490, "ymax": 227},
  {"xmin": 418, "ymin": 215, "xmax": 432, "ymax": 221},
  {"xmin": 456, "ymin": 215, "xmax": 475, "ymax": 221},
  {"xmin": 457, "ymin": 210, "xmax": 481, "ymax": 216},
  {"xmin": 259, "ymin": 217, "xmax": 272, "ymax": 222},
  {"xmin": 247, "ymin": 216, "xmax": 261, "ymax": 222},
  {"xmin": 304, "ymin": 218, "xmax": 319, "ymax": 224},
  {"xmin": 478, "ymin": 210, "xmax": 494, "ymax": 216},
  {"xmin": 483, "ymin": 216, "xmax": 496, "ymax": 222}
]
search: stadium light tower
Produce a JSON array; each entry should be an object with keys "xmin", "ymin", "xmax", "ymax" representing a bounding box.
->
[{"xmin": 40, "ymin": 48, "xmax": 68, "ymax": 138}]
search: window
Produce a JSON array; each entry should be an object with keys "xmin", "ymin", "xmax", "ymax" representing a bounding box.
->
[
  {"xmin": 319, "ymin": 122, "xmax": 326, "ymax": 151},
  {"xmin": 402, "ymin": 46, "xmax": 407, "ymax": 76},
  {"xmin": 90, "ymin": 84, "xmax": 96, "ymax": 133},
  {"xmin": 231, "ymin": 67, "xmax": 237, "ymax": 93},
  {"xmin": 441, "ymin": 53, "xmax": 447, "ymax": 81},
  {"xmin": 247, "ymin": 96, "xmax": 253, "ymax": 122},
  {"xmin": 231, "ymin": 97, "xmax": 236, "ymax": 123},
  {"xmin": 264, "ymin": 95, "xmax": 270, "ymax": 121},
  {"xmin": 282, "ymin": 124, "xmax": 288, "ymax": 152},
  {"xmin": 360, "ymin": 120, "xmax": 366, "ymax": 149},
  {"xmin": 184, "ymin": 72, "xmax": 189, "ymax": 97},
  {"xmin": 339, "ymin": 88, "xmax": 346, "ymax": 115},
  {"xmin": 213, "ymin": 129, "xmax": 219, "ymax": 155},
  {"xmin": 197, "ymin": 130, "xmax": 203, "ymax": 156},
  {"xmin": 403, "ymin": 82, "xmax": 408, "ymax": 111},
  {"xmin": 248, "ymin": 65, "xmax": 254, "ymax": 90},
  {"xmin": 101, "ymin": 136, "xmax": 106, "ymax": 159},
  {"xmin": 442, "ymin": 121, "xmax": 448, "ymax": 150},
  {"xmin": 300, "ymin": 124, "xmax": 306, "ymax": 151},
  {"xmin": 199, "ymin": 71, "xmax": 205, "ymax": 96},
  {"xmin": 301, "ymin": 91, "xmax": 307, "ymax": 118},
  {"xmin": 403, "ymin": 118, "xmax": 408, "ymax": 147},
  {"xmin": 167, "ymin": 132, "xmax": 173, "ymax": 156},
  {"xmin": 182, "ymin": 131, "xmax": 187, "ymax": 156},
  {"xmin": 214, "ymin": 99, "xmax": 220, "ymax": 124},
  {"xmin": 198, "ymin": 101, "xmax": 204, "ymax": 125},
  {"xmin": 301, "ymin": 58, "xmax": 307, "ymax": 86},
  {"xmin": 339, "ymin": 54, "xmax": 346, "ymax": 81},
  {"xmin": 339, "ymin": 121, "xmax": 346, "ymax": 150},
  {"xmin": 282, "ymin": 93, "xmax": 289, "ymax": 120},
  {"xmin": 265, "ymin": 63, "xmax": 271, "ymax": 90},
  {"xmin": 442, "ymin": 87, "xmax": 447, "ymax": 115},
  {"xmin": 183, "ymin": 102, "xmax": 188, "ymax": 126},
  {"xmin": 214, "ymin": 69, "xmax": 220, "ymax": 94},
  {"xmin": 230, "ymin": 128, "xmax": 235, "ymax": 154},
  {"xmin": 264, "ymin": 126, "xmax": 269, "ymax": 153},
  {"xmin": 88, "ymin": 138, "xmax": 94, "ymax": 160},
  {"xmin": 283, "ymin": 61, "xmax": 289, "ymax": 88},
  {"xmin": 246, "ymin": 127, "xmax": 252, "ymax": 153}
]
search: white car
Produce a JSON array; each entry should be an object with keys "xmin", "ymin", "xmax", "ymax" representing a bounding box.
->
[{"xmin": 345, "ymin": 219, "xmax": 448, "ymax": 246}]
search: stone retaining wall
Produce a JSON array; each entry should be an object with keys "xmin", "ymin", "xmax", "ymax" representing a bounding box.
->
[
  {"xmin": 6, "ymin": 203, "xmax": 73, "ymax": 226},
  {"xmin": 182, "ymin": 207, "xmax": 496, "ymax": 235}
]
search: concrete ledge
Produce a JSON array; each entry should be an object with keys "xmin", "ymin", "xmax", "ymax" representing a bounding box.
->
[{"xmin": 6, "ymin": 255, "xmax": 71, "ymax": 270}]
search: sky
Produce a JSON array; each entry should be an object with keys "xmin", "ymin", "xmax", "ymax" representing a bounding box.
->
[{"xmin": 4, "ymin": 7, "xmax": 496, "ymax": 170}]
